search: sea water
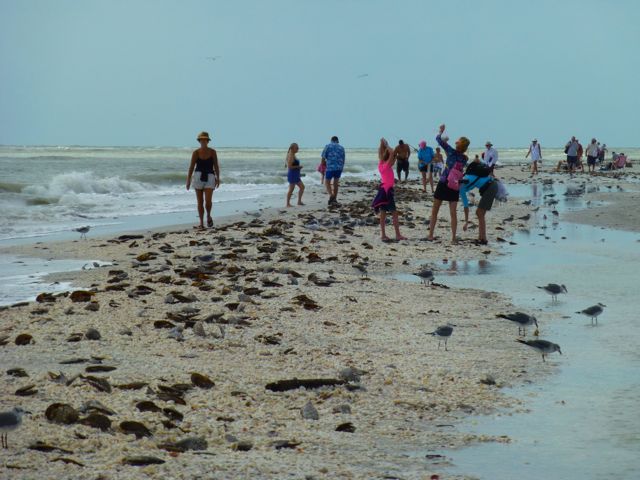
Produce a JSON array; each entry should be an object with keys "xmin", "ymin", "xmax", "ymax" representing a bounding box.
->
[
  {"xmin": 432, "ymin": 183, "xmax": 640, "ymax": 480},
  {"xmin": 3, "ymin": 145, "xmax": 636, "ymax": 243}
]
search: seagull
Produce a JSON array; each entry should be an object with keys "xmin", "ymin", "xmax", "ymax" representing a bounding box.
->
[
  {"xmin": 429, "ymin": 324, "xmax": 454, "ymax": 351},
  {"xmin": 516, "ymin": 339, "xmax": 562, "ymax": 362},
  {"xmin": 0, "ymin": 407, "xmax": 29, "ymax": 448},
  {"xmin": 414, "ymin": 268, "xmax": 435, "ymax": 286},
  {"xmin": 537, "ymin": 283, "xmax": 568, "ymax": 302},
  {"xmin": 576, "ymin": 303, "xmax": 606, "ymax": 325},
  {"xmin": 356, "ymin": 73, "xmax": 369, "ymax": 78},
  {"xmin": 205, "ymin": 56, "xmax": 221, "ymax": 61},
  {"xmin": 74, "ymin": 226, "xmax": 90, "ymax": 239},
  {"xmin": 496, "ymin": 312, "xmax": 538, "ymax": 336}
]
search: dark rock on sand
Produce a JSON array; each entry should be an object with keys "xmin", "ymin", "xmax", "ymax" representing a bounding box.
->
[
  {"xmin": 120, "ymin": 421, "xmax": 152, "ymax": 439},
  {"xmin": 79, "ymin": 413, "xmax": 112, "ymax": 431},
  {"xmin": 301, "ymin": 401, "xmax": 319, "ymax": 420},
  {"xmin": 122, "ymin": 456, "xmax": 165, "ymax": 466},
  {"xmin": 15, "ymin": 384, "xmax": 38, "ymax": 396},
  {"xmin": 335, "ymin": 422, "xmax": 356, "ymax": 433},
  {"xmin": 7, "ymin": 368, "xmax": 29, "ymax": 377},
  {"xmin": 14, "ymin": 333, "xmax": 34, "ymax": 345},
  {"xmin": 84, "ymin": 328, "xmax": 101, "ymax": 340},
  {"xmin": 191, "ymin": 372, "xmax": 215, "ymax": 389},
  {"xmin": 159, "ymin": 436, "xmax": 208, "ymax": 452}
]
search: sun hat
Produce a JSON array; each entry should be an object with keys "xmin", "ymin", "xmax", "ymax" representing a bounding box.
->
[
  {"xmin": 485, "ymin": 141, "xmax": 493, "ymax": 146},
  {"xmin": 532, "ymin": 138, "xmax": 538, "ymax": 142},
  {"xmin": 419, "ymin": 140, "xmax": 427, "ymax": 149},
  {"xmin": 197, "ymin": 131, "xmax": 211, "ymax": 141}
]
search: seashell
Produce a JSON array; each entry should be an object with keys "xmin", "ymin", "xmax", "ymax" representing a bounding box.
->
[
  {"xmin": 85, "ymin": 365, "xmax": 116, "ymax": 373},
  {"xmin": 83, "ymin": 375, "xmax": 112, "ymax": 393},
  {"xmin": 153, "ymin": 320, "xmax": 175, "ymax": 329},
  {"xmin": 270, "ymin": 440, "xmax": 301, "ymax": 450},
  {"xmin": 121, "ymin": 456, "xmax": 165, "ymax": 466},
  {"xmin": 335, "ymin": 422, "xmax": 356, "ymax": 433},
  {"xmin": 232, "ymin": 441, "xmax": 253, "ymax": 451},
  {"xmin": 79, "ymin": 413, "xmax": 111, "ymax": 431},
  {"xmin": 15, "ymin": 384, "xmax": 38, "ymax": 396},
  {"xmin": 84, "ymin": 328, "xmax": 101, "ymax": 340},
  {"xmin": 70, "ymin": 290, "xmax": 94, "ymax": 302},
  {"xmin": 159, "ymin": 436, "xmax": 207, "ymax": 452},
  {"xmin": 7, "ymin": 368, "xmax": 29, "ymax": 377},
  {"xmin": 190, "ymin": 372, "xmax": 215, "ymax": 389},
  {"xmin": 14, "ymin": 333, "xmax": 34, "ymax": 345},
  {"xmin": 84, "ymin": 302, "xmax": 100, "ymax": 312},
  {"xmin": 115, "ymin": 381, "xmax": 148, "ymax": 390},
  {"xmin": 119, "ymin": 421, "xmax": 152, "ymax": 439},
  {"xmin": 28, "ymin": 441, "xmax": 73, "ymax": 454},
  {"xmin": 36, "ymin": 292, "xmax": 56, "ymax": 303},
  {"xmin": 162, "ymin": 407, "xmax": 184, "ymax": 422},
  {"xmin": 66, "ymin": 333, "xmax": 84, "ymax": 342},
  {"xmin": 45, "ymin": 403, "xmax": 79, "ymax": 424},
  {"xmin": 136, "ymin": 401, "xmax": 161, "ymax": 413}
]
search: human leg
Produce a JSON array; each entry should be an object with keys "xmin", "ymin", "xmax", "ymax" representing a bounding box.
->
[
  {"xmin": 297, "ymin": 181, "xmax": 305, "ymax": 205},
  {"xmin": 286, "ymin": 183, "xmax": 295, "ymax": 207},
  {"xmin": 477, "ymin": 208, "xmax": 487, "ymax": 242},
  {"xmin": 449, "ymin": 201, "xmax": 458, "ymax": 243},
  {"xmin": 392, "ymin": 212, "xmax": 407, "ymax": 240},
  {"xmin": 204, "ymin": 188, "xmax": 214, "ymax": 227},
  {"xmin": 428, "ymin": 199, "xmax": 442, "ymax": 240},
  {"xmin": 379, "ymin": 211, "xmax": 389, "ymax": 240},
  {"xmin": 195, "ymin": 189, "xmax": 205, "ymax": 228},
  {"xmin": 421, "ymin": 171, "xmax": 427, "ymax": 192}
]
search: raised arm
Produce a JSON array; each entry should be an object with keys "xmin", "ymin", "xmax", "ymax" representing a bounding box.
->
[{"xmin": 436, "ymin": 124, "xmax": 455, "ymax": 156}]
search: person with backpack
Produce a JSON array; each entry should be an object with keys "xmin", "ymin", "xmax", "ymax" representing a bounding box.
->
[
  {"xmin": 427, "ymin": 124, "xmax": 470, "ymax": 244},
  {"xmin": 460, "ymin": 161, "xmax": 498, "ymax": 245}
]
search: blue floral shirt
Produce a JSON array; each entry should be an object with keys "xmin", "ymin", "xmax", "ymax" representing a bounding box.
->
[{"xmin": 321, "ymin": 142, "xmax": 346, "ymax": 171}]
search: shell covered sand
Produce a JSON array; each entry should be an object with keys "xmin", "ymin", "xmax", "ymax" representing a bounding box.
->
[{"xmin": 5, "ymin": 165, "xmax": 634, "ymax": 479}]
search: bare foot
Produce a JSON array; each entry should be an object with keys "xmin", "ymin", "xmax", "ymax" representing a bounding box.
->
[
  {"xmin": 193, "ymin": 225, "xmax": 205, "ymax": 230},
  {"xmin": 396, "ymin": 235, "xmax": 408, "ymax": 241},
  {"xmin": 286, "ymin": 204, "xmax": 293, "ymax": 208},
  {"xmin": 381, "ymin": 236, "xmax": 391, "ymax": 241},
  {"xmin": 298, "ymin": 202, "xmax": 305, "ymax": 206}
]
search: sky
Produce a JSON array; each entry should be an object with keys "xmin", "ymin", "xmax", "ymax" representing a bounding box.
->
[{"xmin": 1, "ymin": 0, "xmax": 639, "ymax": 148}]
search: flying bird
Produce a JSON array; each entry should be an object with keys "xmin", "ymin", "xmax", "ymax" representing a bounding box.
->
[
  {"xmin": 356, "ymin": 73, "xmax": 369, "ymax": 78},
  {"xmin": 205, "ymin": 56, "xmax": 222, "ymax": 61}
]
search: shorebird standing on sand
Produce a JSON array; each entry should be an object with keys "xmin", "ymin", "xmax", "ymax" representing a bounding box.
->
[
  {"xmin": 415, "ymin": 268, "xmax": 435, "ymax": 286},
  {"xmin": 496, "ymin": 312, "xmax": 538, "ymax": 336},
  {"xmin": 0, "ymin": 407, "xmax": 29, "ymax": 448},
  {"xmin": 516, "ymin": 339, "xmax": 562, "ymax": 362},
  {"xmin": 576, "ymin": 303, "xmax": 606, "ymax": 325},
  {"xmin": 429, "ymin": 324, "xmax": 454, "ymax": 350},
  {"xmin": 74, "ymin": 225, "xmax": 90, "ymax": 239},
  {"xmin": 537, "ymin": 283, "xmax": 567, "ymax": 302}
]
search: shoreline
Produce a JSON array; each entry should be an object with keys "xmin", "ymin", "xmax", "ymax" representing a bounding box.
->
[{"xmin": 1, "ymin": 165, "xmax": 637, "ymax": 479}]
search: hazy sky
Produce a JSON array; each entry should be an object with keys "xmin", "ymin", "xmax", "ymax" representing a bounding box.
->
[{"xmin": 1, "ymin": 0, "xmax": 638, "ymax": 148}]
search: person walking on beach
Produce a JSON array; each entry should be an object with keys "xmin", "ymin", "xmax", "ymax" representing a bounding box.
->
[
  {"xmin": 585, "ymin": 138, "xmax": 599, "ymax": 174},
  {"xmin": 525, "ymin": 138, "xmax": 542, "ymax": 175},
  {"xmin": 186, "ymin": 131, "xmax": 220, "ymax": 229},
  {"xmin": 395, "ymin": 140, "xmax": 411, "ymax": 182},
  {"xmin": 577, "ymin": 139, "xmax": 585, "ymax": 172},
  {"xmin": 460, "ymin": 163, "xmax": 498, "ymax": 245},
  {"xmin": 372, "ymin": 138, "xmax": 407, "ymax": 241},
  {"xmin": 481, "ymin": 141, "xmax": 498, "ymax": 175},
  {"xmin": 598, "ymin": 143, "xmax": 607, "ymax": 165},
  {"xmin": 321, "ymin": 136, "xmax": 345, "ymax": 205},
  {"xmin": 285, "ymin": 143, "xmax": 305, "ymax": 207},
  {"xmin": 431, "ymin": 147, "xmax": 445, "ymax": 189},
  {"xmin": 564, "ymin": 136, "xmax": 579, "ymax": 173},
  {"xmin": 427, "ymin": 124, "xmax": 470, "ymax": 244},
  {"xmin": 417, "ymin": 140, "xmax": 435, "ymax": 193}
]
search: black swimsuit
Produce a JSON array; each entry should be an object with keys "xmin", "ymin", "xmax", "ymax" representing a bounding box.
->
[{"xmin": 195, "ymin": 154, "xmax": 214, "ymax": 182}]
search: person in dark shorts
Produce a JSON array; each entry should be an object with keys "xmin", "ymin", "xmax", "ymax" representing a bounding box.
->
[
  {"xmin": 395, "ymin": 140, "xmax": 411, "ymax": 182},
  {"xmin": 460, "ymin": 172, "xmax": 498, "ymax": 245},
  {"xmin": 427, "ymin": 124, "xmax": 470, "ymax": 243},
  {"xmin": 285, "ymin": 142, "xmax": 305, "ymax": 207},
  {"xmin": 372, "ymin": 138, "xmax": 407, "ymax": 241},
  {"xmin": 565, "ymin": 136, "xmax": 579, "ymax": 173}
]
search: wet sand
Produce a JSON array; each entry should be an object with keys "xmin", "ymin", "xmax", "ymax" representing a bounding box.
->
[{"xmin": 0, "ymin": 165, "xmax": 637, "ymax": 479}]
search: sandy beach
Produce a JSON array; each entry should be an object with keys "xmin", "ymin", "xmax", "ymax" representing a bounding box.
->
[{"xmin": 1, "ymin": 164, "xmax": 637, "ymax": 479}]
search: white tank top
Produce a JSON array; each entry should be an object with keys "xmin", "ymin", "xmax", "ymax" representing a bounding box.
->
[{"xmin": 530, "ymin": 143, "xmax": 541, "ymax": 160}]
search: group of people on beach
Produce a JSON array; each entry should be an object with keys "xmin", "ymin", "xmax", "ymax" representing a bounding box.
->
[
  {"xmin": 548, "ymin": 137, "xmax": 628, "ymax": 175},
  {"xmin": 185, "ymin": 127, "xmax": 502, "ymax": 245}
]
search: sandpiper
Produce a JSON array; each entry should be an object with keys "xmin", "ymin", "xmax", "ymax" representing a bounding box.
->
[
  {"xmin": 74, "ymin": 225, "xmax": 90, "ymax": 240},
  {"xmin": 429, "ymin": 325, "xmax": 453, "ymax": 351},
  {"xmin": 415, "ymin": 268, "xmax": 435, "ymax": 286},
  {"xmin": 0, "ymin": 407, "xmax": 29, "ymax": 448},
  {"xmin": 576, "ymin": 303, "xmax": 606, "ymax": 325}
]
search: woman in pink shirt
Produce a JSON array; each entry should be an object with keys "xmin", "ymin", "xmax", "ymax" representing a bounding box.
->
[{"xmin": 372, "ymin": 138, "xmax": 407, "ymax": 241}]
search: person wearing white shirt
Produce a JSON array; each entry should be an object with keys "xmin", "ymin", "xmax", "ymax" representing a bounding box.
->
[
  {"xmin": 525, "ymin": 139, "xmax": 542, "ymax": 176},
  {"xmin": 585, "ymin": 138, "xmax": 599, "ymax": 174},
  {"xmin": 482, "ymin": 141, "xmax": 498, "ymax": 174}
]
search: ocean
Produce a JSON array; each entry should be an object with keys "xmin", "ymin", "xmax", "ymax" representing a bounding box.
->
[{"xmin": 2, "ymin": 145, "xmax": 636, "ymax": 243}]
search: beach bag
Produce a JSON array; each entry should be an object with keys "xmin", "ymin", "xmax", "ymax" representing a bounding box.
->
[
  {"xmin": 495, "ymin": 180, "xmax": 509, "ymax": 202},
  {"xmin": 465, "ymin": 162, "xmax": 491, "ymax": 177},
  {"xmin": 446, "ymin": 163, "xmax": 464, "ymax": 191}
]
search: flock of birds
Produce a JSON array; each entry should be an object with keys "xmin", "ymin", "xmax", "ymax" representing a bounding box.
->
[{"xmin": 413, "ymin": 270, "xmax": 606, "ymax": 363}]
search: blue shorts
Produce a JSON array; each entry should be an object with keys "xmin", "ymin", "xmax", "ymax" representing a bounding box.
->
[{"xmin": 325, "ymin": 170, "xmax": 342, "ymax": 181}]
